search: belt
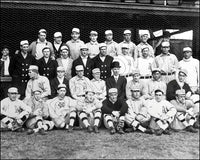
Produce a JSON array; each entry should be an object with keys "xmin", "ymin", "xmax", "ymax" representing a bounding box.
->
[
  {"xmin": 77, "ymin": 95, "xmax": 85, "ymax": 97},
  {"xmin": 161, "ymin": 72, "xmax": 175, "ymax": 76},
  {"xmin": 140, "ymin": 76, "xmax": 152, "ymax": 79}
]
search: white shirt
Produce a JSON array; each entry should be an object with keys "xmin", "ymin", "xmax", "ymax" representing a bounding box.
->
[
  {"xmin": 61, "ymin": 58, "xmax": 69, "ymax": 72},
  {"xmin": 179, "ymin": 57, "xmax": 199, "ymax": 88},
  {"xmin": 57, "ymin": 77, "xmax": 64, "ymax": 84},
  {"xmin": 36, "ymin": 39, "xmax": 48, "ymax": 60},
  {"xmin": 100, "ymin": 56, "xmax": 106, "ymax": 62},
  {"xmin": 54, "ymin": 42, "xmax": 62, "ymax": 51},
  {"xmin": 81, "ymin": 56, "xmax": 88, "ymax": 67},
  {"xmin": 136, "ymin": 57, "xmax": 154, "ymax": 76}
]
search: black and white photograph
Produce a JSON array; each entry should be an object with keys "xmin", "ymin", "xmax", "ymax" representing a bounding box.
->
[{"xmin": 1, "ymin": 0, "xmax": 199, "ymax": 159}]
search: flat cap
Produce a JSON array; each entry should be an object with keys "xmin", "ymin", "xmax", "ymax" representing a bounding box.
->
[
  {"xmin": 152, "ymin": 68, "xmax": 161, "ymax": 73},
  {"xmin": 183, "ymin": 47, "xmax": 192, "ymax": 52},
  {"xmin": 38, "ymin": 29, "xmax": 47, "ymax": 34},
  {"xmin": 57, "ymin": 66, "xmax": 65, "ymax": 71},
  {"xmin": 99, "ymin": 43, "xmax": 107, "ymax": 49},
  {"xmin": 42, "ymin": 46, "xmax": 51, "ymax": 52},
  {"xmin": 80, "ymin": 44, "xmax": 88, "ymax": 50},
  {"xmin": 124, "ymin": 30, "xmax": 131, "ymax": 35},
  {"xmin": 111, "ymin": 61, "xmax": 121, "ymax": 69},
  {"xmin": 179, "ymin": 68, "xmax": 188, "ymax": 76},
  {"xmin": 161, "ymin": 41, "xmax": 170, "ymax": 47},
  {"xmin": 121, "ymin": 44, "xmax": 129, "ymax": 49},
  {"xmin": 60, "ymin": 45, "xmax": 69, "ymax": 51},
  {"xmin": 132, "ymin": 69, "xmax": 140, "ymax": 75},
  {"xmin": 72, "ymin": 28, "xmax": 80, "ymax": 33},
  {"xmin": 29, "ymin": 65, "xmax": 38, "ymax": 71},
  {"xmin": 92, "ymin": 68, "xmax": 100, "ymax": 74},
  {"xmin": 8, "ymin": 87, "xmax": 18, "ymax": 93},
  {"xmin": 54, "ymin": 32, "xmax": 62, "ymax": 38},
  {"xmin": 20, "ymin": 40, "xmax": 29, "ymax": 46},
  {"xmin": 57, "ymin": 84, "xmax": 66, "ymax": 90},
  {"xmin": 105, "ymin": 30, "xmax": 113, "ymax": 35},
  {"xmin": 139, "ymin": 30, "xmax": 150, "ymax": 37},
  {"xmin": 90, "ymin": 31, "xmax": 98, "ymax": 35},
  {"xmin": 108, "ymin": 88, "xmax": 118, "ymax": 94},
  {"xmin": 175, "ymin": 89, "xmax": 186, "ymax": 95},
  {"xmin": 75, "ymin": 65, "xmax": 84, "ymax": 71}
]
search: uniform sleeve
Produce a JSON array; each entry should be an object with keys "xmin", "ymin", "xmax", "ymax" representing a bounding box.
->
[
  {"xmin": 20, "ymin": 101, "xmax": 32, "ymax": 114},
  {"xmin": 41, "ymin": 77, "xmax": 51, "ymax": 98},
  {"xmin": 69, "ymin": 78, "xmax": 78, "ymax": 100},
  {"xmin": 165, "ymin": 101, "xmax": 177, "ymax": 118},
  {"xmin": 25, "ymin": 81, "xmax": 32, "ymax": 98},
  {"xmin": 126, "ymin": 82, "xmax": 131, "ymax": 100},
  {"xmin": 94, "ymin": 99, "xmax": 102, "ymax": 110},
  {"xmin": 170, "ymin": 100, "xmax": 187, "ymax": 113},
  {"xmin": 126, "ymin": 100, "xmax": 136, "ymax": 118}
]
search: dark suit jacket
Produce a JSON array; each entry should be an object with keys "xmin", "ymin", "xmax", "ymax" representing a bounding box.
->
[
  {"xmin": 106, "ymin": 76, "xmax": 127, "ymax": 100},
  {"xmin": 166, "ymin": 79, "xmax": 192, "ymax": 101},
  {"xmin": 52, "ymin": 42, "xmax": 65, "ymax": 59},
  {"xmin": 72, "ymin": 56, "xmax": 94, "ymax": 80},
  {"xmin": 50, "ymin": 77, "xmax": 71, "ymax": 98},
  {"xmin": 37, "ymin": 57, "xmax": 58, "ymax": 80},
  {"xmin": 93, "ymin": 55, "xmax": 113, "ymax": 80}
]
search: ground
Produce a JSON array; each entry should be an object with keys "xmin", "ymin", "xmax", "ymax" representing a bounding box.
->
[{"xmin": 1, "ymin": 127, "xmax": 199, "ymax": 159}]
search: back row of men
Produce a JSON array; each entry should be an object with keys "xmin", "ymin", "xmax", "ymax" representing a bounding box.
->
[{"xmin": 2, "ymin": 28, "xmax": 199, "ymax": 100}]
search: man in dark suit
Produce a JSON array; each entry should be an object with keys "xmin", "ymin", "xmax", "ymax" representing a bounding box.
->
[
  {"xmin": 50, "ymin": 66, "xmax": 71, "ymax": 98},
  {"xmin": 37, "ymin": 46, "xmax": 58, "ymax": 81},
  {"xmin": 52, "ymin": 32, "xmax": 65, "ymax": 59},
  {"xmin": 71, "ymin": 44, "xmax": 94, "ymax": 80},
  {"xmin": 106, "ymin": 61, "xmax": 127, "ymax": 100},
  {"xmin": 9, "ymin": 40, "xmax": 36, "ymax": 99},
  {"xmin": 93, "ymin": 43, "xmax": 113, "ymax": 80}
]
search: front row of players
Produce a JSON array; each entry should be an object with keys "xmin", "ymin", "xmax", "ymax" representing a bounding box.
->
[{"xmin": 1, "ymin": 83, "xmax": 199, "ymax": 136}]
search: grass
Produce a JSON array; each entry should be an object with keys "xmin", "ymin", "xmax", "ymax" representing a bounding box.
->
[{"xmin": 1, "ymin": 128, "xmax": 199, "ymax": 159}]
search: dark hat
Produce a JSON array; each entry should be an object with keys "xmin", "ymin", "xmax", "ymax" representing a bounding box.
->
[
  {"xmin": 111, "ymin": 61, "xmax": 121, "ymax": 69},
  {"xmin": 163, "ymin": 31, "xmax": 171, "ymax": 38}
]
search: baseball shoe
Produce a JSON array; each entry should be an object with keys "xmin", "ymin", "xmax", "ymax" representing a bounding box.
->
[
  {"xmin": 68, "ymin": 125, "xmax": 73, "ymax": 132},
  {"xmin": 162, "ymin": 129, "xmax": 171, "ymax": 135},
  {"xmin": 38, "ymin": 128, "xmax": 47, "ymax": 135},
  {"xmin": 118, "ymin": 128, "xmax": 125, "ymax": 134},
  {"xmin": 87, "ymin": 126, "xmax": 93, "ymax": 133},
  {"xmin": 144, "ymin": 128, "xmax": 153, "ymax": 134},
  {"xmin": 125, "ymin": 128, "xmax": 134, "ymax": 133},
  {"xmin": 27, "ymin": 129, "xmax": 35, "ymax": 135},
  {"xmin": 193, "ymin": 122, "xmax": 200, "ymax": 129},
  {"xmin": 94, "ymin": 126, "xmax": 99, "ymax": 133},
  {"xmin": 109, "ymin": 127, "xmax": 116, "ymax": 135},
  {"xmin": 185, "ymin": 126, "xmax": 198, "ymax": 133},
  {"xmin": 15, "ymin": 127, "xmax": 25, "ymax": 132},
  {"xmin": 155, "ymin": 129, "xmax": 163, "ymax": 136}
]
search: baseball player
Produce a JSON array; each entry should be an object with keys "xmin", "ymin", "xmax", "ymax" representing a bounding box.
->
[
  {"xmin": 76, "ymin": 89, "xmax": 102, "ymax": 133},
  {"xmin": 170, "ymin": 89, "xmax": 198, "ymax": 133},
  {"xmin": 25, "ymin": 65, "xmax": 51, "ymax": 101},
  {"xmin": 148, "ymin": 89, "xmax": 177, "ymax": 136},
  {"xmin": 102, "ymin": 88, "xmax": 128, "ymax": 135},
  {"xmin": 24, "ymin": 89, "xmax": 54, "ymax": 135},
  {"xmin": 90, "ymin": 68, "xmax": 107, "ymax": 102},
  {"xmin": 69, "ymin": 65, "xmax": 93, "ymax": 101},
  {"xmin": 125, "ymin": 86, "xmax": 153, "ymax": 134},
  {"xmin": 0, "ymin": 87, "xmax": 31, "ymax": 132},
  {"xmin": 48, "ymin": 84, "xmax": 77, "ymax": 131}
]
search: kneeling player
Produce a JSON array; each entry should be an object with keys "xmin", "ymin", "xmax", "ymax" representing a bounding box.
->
[
  {"xmin": 170, "ymin": 89, "xmax": 198, "ymax": 133},
  {"xmin": 77, "ymin": 89, "xmax": 102, "ymax": 133},
  {"xmin": 0, "ymin": 87, "xmax": 31, "ymax": 132},
  {"xmin": 102, "ymin": 88, "xmax": 128, "ymax": 134},
  {"xmin": 125, "ymin": 86, "xmax": 153, "ymax": 134},
  {"xmin": 24, "ymin": 89, "xmax": 54, "ymax": 135},
  {"xmin": 48, "ymin": 84, "xmax": 77, "ymax": 130}
]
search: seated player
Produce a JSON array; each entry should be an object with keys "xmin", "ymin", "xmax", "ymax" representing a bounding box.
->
[
  {"xmin": 48, "ymin": 84, "xmax": 77, "ymax": 131},
  {"xmin": 77, "ymin": 89, "xmax": 102, "ymax": 133},
  {"xmin": 0, "ymin": 87, "xmax": 31, "ymax": 132},
  {"xmin": 125, "ymin": 86, "xmax": 153, "ymax": 134},
  {"xmin": 148, "ymin": 89, "xmax": 177, "ymax": 136},
  {"xmin": 102, "ymin": 88, "xmax": 128, "ymax": 135},
  {"xmin": 24, "ymin": 89, "xmax": 54, "ymax": 135},
  {"xmin": 170, "ymin": 89, "xmax": 198, "ymax": 133}
]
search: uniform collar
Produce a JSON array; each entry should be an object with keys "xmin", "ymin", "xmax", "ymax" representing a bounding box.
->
[
  {"xmin": 71, "ymin": 39, "xmax": 80, "ymax": 43},
  {"xmin": 90, "ymin": 41, "xmax": 98, "ymax": 45}
]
